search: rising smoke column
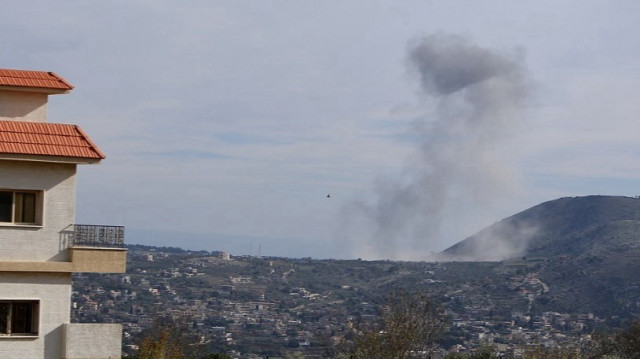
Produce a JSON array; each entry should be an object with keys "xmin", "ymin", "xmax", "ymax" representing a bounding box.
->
[{"xmin": 346, "ymin": 34, "xmax": 529, "ymax": 260}]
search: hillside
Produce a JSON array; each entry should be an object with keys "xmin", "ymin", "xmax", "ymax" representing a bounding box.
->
[
  {"xmin": 72, "ymin": 196, "xmax": 640, "ymax": 357},
  {"xmin": 441, "ymin": 195, "xmax": 640, "ymax": 317},
  {"xmin": 442, "ymin": 195, "xmax": 640, "ymax": 261}
]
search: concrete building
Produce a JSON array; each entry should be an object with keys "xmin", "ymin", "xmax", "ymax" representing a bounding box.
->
[{"xmin": 0, "ymin": 69, "xmax": 126, "ymax": 358}]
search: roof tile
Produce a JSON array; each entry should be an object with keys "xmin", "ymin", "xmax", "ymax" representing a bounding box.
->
[
  {"xmin": 0, "ymin": 121, "xmax": 105, "ymax": 160},
  {"xmin": 0, "ymin": 68, "xmax": 74, "ymax": 90}
]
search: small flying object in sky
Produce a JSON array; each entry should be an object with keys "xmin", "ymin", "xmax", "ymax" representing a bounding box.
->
[{"xmin": 327, "ymin": 194, "xmax": 331, "ymax": 198}]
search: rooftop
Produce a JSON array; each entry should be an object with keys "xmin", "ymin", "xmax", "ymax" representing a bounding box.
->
[
  {"xmin": 0, "ymin": 121, "xmax": 105, "ymax": 161},
  {"xmin": 0, "ymin": 68, "xmax": 74, "ymax": 92}
]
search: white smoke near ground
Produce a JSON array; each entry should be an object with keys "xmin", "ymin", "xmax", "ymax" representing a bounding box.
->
[
  {"xmin": 436, "ymin": 220, "xmax": 540, "ymax": 262},
  {"xmin": 342, "ymin": 34, "xmax": 532, "ymax": 260}
]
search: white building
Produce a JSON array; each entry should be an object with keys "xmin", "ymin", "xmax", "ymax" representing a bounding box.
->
[{"xmin": 0, "ymin": 69, "xmax": 127, "ymax": 358}]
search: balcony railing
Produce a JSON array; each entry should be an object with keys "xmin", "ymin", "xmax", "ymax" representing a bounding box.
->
[{"xmin": 71, "ymin": 224, "xmax": 125, "ymax": 248}]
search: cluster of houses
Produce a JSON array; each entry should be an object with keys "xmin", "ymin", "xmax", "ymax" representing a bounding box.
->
[{"xmin": 71, "ymin": 246, "xmax": 606, "ymax": 358}]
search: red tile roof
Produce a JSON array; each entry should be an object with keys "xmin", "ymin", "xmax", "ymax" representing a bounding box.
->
[
  {"xmin": 0, "ymin": 68, "xmax": 74, "ymax": 91},
  {"xmin": 0, "ymin": 121, "xmax": 105, "ymax": 160}
]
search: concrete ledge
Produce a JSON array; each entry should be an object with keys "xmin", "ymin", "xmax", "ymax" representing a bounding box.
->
[
  {"xmin": 69, "ymin": 247, "xmax": 127, "ymax": 273},
  {"xmin": 0, "ymin": 248, "xmax": 127, "ymax": 273},
  {"xmin": 0, "ymin": 261, "xmax": 72, "ymax": 272}
]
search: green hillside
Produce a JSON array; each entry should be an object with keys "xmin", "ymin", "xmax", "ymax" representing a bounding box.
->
[
  {"xmin": 443, "ymin": 195, "xmax": 640, "ymax": 260},
  {"xmin": 442, "ymin": 195, "xmax": 640, "ymax": 316}
]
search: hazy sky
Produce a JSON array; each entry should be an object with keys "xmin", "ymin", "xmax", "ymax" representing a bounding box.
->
[{"xmin": 2, "ymin": 1, "xmax": 639, "ymax": 259}]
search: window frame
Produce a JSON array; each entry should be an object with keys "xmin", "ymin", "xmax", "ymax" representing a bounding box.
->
[
  {"xmin": 0, "ymin": 300, "xmax": 40, "ymax": 337},
  {"xmin": 0, "ymin": 189, "xmax": 43, "ymax": 226}
]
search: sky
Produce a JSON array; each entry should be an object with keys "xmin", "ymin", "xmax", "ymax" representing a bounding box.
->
[{"xmin": 1, "ymin": 1, "xmax": 639, "ymax": 259}]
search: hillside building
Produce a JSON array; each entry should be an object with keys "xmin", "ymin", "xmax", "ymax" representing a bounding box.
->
[{"xmin": 0, "ymin": 69, "xmax": 126, "ymax": 358}]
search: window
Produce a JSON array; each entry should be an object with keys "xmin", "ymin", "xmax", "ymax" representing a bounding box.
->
[
  {"xmin": 0, "ymin": 301, "xmax": 39, "ymax": 336},
  {"xmin": 0, "ymin": 190, "xmax": 41, "ymax": 225}
]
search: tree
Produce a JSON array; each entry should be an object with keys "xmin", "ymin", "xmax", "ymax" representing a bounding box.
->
[
  {"xmin": 610, "ymin": 320, "xmax": 640, "ymax": 358},
  {"xmin": 521, "ymin": 345, "xmax": 584, "ymax": 359},
  {"xmin": 444, "ymin": 345, "xmax": 500, "ymax": 359},
  {"xmin": 203, "ymin": 355, "xmax": 232, "ymax": 359},
  {"xmin": 285, "ymin": 352, "xmax": 304, "ymax": 359},
  {"xmin": 337, "ymin": 292, "xmax": 447, "ymax": 359},
  {"xmin": 136, "ymin": 327, "xmax": 184, "ymax": 359},
  {"xmin": 589, "ymin": 320, "xmax": 640, "ymax": 359},
  {"xmin": 131, "ymin": 316, "xmax": 230, "ymax": 359}
]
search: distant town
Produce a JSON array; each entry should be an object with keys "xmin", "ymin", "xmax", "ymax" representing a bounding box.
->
[{"xmin": 72, "ymin": 245, "xmax": 623, "ymax": 358}]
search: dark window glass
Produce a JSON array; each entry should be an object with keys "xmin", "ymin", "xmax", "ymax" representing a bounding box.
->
[
  {"xmin": 0, "ymin": 303, "xmax": 8, "ymax": 334},
  {"xmin": 0, "ymin": 301, "xmax": 38, "ymax": 336},
  {"xmin": 11, "ymin": 302, "xmax": 33, "ymax": 334},
  {"xmin": 0, "ymin": 191, "xmax": 39, "ymax": 224},
  {"xmin": 0, "ymin": 192, "xmax": 11, "ymax": 222}
]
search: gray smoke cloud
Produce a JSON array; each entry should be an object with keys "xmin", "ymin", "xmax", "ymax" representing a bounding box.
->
[{"xmin": 344, "ymin": 34, "xmax": 530, "ymax": 260}]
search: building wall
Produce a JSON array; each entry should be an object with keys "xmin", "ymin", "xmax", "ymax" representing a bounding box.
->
[
  {"xmin": 0, "ymin": 272, "xmax": 71, "ymax": 359},
  {"xmin": 64, "ymin": 323, "xmax": 122, "ymax": 359},
  {"xmin": 0, "ymin": 91, "xmax": 48, "ymax": 122},
  {"xmin": 0, "ymin": 160, "xmax": 76, "ymax": 262}
]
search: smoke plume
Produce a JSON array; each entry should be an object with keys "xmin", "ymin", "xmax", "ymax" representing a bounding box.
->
[{"xmin": 344, "ymin": 34, "xmax": 530, "ymax": 260}]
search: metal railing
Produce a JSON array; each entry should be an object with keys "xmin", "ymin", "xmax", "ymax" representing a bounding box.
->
[{"xmin": 71, "ymin": 224, "xmax": 125, "ymax": 248}]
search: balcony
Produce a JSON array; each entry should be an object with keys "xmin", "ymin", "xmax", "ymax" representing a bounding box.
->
[
  {"xmin": 0, "ymin": 224, "xmax": 127, "ymax": 273},
  {"xmin": 70, "ymin": 224, "xmax": 125, "ymax": 248},
  {"xmin": 68, "ymin": 224, "xmax": 127, "ymax": 273}
]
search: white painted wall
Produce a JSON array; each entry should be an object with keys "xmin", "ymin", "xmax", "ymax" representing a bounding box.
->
[
  {"xmin": 0, "ymin": 90, "xmax": 48, "ymax": 122},
  {"xmin": 64, "ymin": 323, "xmax": 122, "ymax": 359},
  {"xmin": 0, "ymin": 272, "xmax": 71, "ymax": 359},
  {"xmin": 0, "ymin": 85, "xmax": 122, "ymax": 358},
  {"xmin": 0, "ymin": 160, "xmax": 76, "ymax": 261}
]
